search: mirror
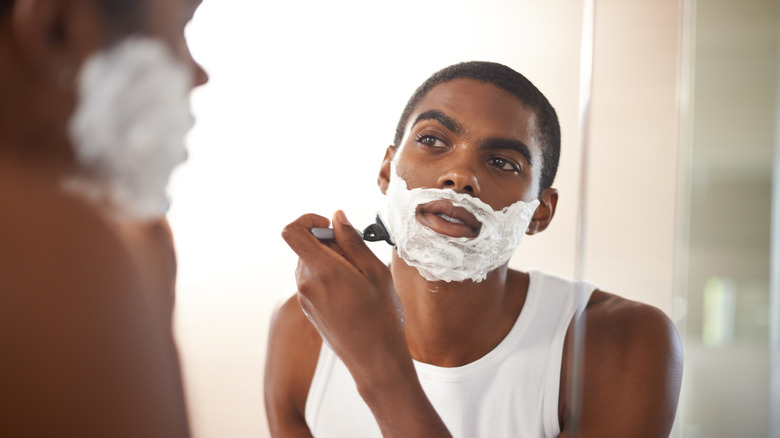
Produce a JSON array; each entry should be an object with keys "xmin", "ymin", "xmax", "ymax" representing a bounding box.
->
[
  {"xmin": 174, "ymin": 2, "xmax": 586, "ymax": 435},
  {"xmin": 173, "ymin": 1, "xmax": 691, "ymax": 435}
]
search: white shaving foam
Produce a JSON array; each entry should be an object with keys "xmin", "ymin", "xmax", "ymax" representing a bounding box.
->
[
  {"xmin": 66, "ymin": 37, "xmax": 194, "ymax": 221},
  {"xmin": 382, "ymin": 163, "xmax": 540, "ymax": 283}
]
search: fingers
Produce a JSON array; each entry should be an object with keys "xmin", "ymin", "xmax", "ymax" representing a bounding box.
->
[
  {"xmin": 283, "ymin": 211, "xmax": 388, "ymax": 283},
  {"xmin": 287, "ymin": 213, "xmax": 360, "ymax": 298},
  {"xmin": 281, "ymin": 213, "xmax": 332, "ymax": 258},
  {"xmin": 332, "ymin": 210, "xmax": 387, "ymax": 277}
]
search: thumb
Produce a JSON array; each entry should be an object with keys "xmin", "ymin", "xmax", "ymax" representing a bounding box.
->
[{"xmin": 332, "ymin": 210, "xmax": 384, "ymax": 275}]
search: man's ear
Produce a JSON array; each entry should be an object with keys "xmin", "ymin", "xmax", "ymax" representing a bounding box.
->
[
  {"xmin": 377, "ymin": 145, "xmax": 397, "ymax": 195},
  {"xmin": 10, "ymin": 0, "xmax": 104, "ymax": 83},
  {"xmin": 526, "ymin": 188, "xmax": 558, "ymax": 235}
]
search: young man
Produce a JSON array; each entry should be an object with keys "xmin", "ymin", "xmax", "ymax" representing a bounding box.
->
[
  {"xmin": 267, "ymin": 62, "xmax": 683, "ymax": 437},
  {"xmin": 0, "ymin": 0, "xmax": 206, "ymax": 436}
]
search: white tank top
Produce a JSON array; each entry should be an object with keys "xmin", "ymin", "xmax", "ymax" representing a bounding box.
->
[{"xmin": 304, "ymin": 270, "xmax": 598, "ymax": 438}]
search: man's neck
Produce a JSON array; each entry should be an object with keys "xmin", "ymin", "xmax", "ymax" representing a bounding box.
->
[
  {"xmin": 0, "ymin": 144, "xmax": 73, "ymax": 185},
  {"xmin": 390, "ymin": 252, "xmax": 530, "ymax": 368},
  {"xmin": 0, "ymin": 49, "xmax": 76, "ymax": 176},
  {"xmin": 0, "ymin": 80, "xmax": 76, "ymax": 182}
]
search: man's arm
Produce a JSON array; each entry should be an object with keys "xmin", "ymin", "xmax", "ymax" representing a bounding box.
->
[
  {"xmin": 264, "ymin": 296, "xmax": 322, "ymax": 437},
  {"xmin": 559, "ymin": 294, "xmax": 683, "ymax": 437},
  {"xmin": 280, "ymin": 211, "xmax": 452, "ymax": 438}
]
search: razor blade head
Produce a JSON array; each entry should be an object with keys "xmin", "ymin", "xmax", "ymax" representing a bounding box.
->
[{"xmin": 310, "ymin": 215, "xmax": 392, "ymax": 246}]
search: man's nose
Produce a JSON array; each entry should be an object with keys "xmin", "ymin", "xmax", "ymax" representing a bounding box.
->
[
  {"xmin": 181, "ymin": 41, "xmax": 209, "ymax": 87},
  {"xmin": 192, "ymin": 61, "xmax": 209, "ymax": 87},
  {"xmin": 436, "ymin": 163, "xmax": 481, "ymax": 196}
]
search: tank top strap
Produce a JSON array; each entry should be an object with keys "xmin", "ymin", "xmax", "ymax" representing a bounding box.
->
[{"xmin": 529, "ymin": 270, "xmax": 598, "ymax": 436}]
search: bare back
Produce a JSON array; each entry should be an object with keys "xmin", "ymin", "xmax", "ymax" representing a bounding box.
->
[{"xmin": 0, "ymin": 165, "xmax": 190, "ymax": 437}]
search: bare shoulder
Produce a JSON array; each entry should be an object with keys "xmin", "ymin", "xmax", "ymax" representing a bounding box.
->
[
  {"xmin": 0, "ymin": 170, "xmax": 138, "ymax": 302},
  {"xmin": 117, "ymin": 217, "xmax": 179, "ymax": 326},
  {"xmin": 560, "ymin": 291, "xmax": 683, "ymax": 437},
  {"xmin": 585, "ymin": 291, "xmax": 681, "ymax": 359},
  {"xmin": 264, "ymin": 295, "xmax": 323, "ymax": 437},
  {"xmin": 0, "ymin": 171, "xmax": 190, "ymax": 436}
]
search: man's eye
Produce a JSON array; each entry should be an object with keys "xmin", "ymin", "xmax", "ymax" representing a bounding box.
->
[
  {"xmin": 417, "ymin": 135, "xmax": 446, "ymax": 148},
  {"xmin": 489, "ymin": 157, "xmax": 520, "ymax": 172}
]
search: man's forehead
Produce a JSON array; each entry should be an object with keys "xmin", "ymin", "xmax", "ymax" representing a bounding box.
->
[{"xmin": 406, "ymin": 79, "xmax": 540, "ymax": 146}]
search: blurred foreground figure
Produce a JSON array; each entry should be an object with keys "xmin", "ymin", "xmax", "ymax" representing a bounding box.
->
[
  {"xmin": 0, "ymin": 0, "xmax": 207, "ymax": 436},
  {"xmin": 267, "ymin": 62, "xmax": 684, "ymax": 437}
]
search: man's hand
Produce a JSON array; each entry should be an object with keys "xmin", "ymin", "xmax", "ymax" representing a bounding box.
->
[
  {"xmin": 281, "ymin": 211, "xmax": 407, "ymax": 385},
  {"xmin": 280, "ymin": 211, "xmax": 451, "ymax": 438}
]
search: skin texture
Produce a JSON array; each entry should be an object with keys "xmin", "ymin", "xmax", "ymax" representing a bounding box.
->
[
  {"xmin": 0, "ymin": 0, "xmax": 206, "ymax": 436},
  {"xmin": 266, "ymin": 78, "xmax": 683, "ymax": 437},
  {"xmin": 116, "ymin": 217, "xmax": 180, "ymax": 329}
]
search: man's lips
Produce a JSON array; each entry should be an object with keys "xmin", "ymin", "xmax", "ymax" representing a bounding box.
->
[{"xmin": 416, "ymin": 200, "xmax": 481, "ymax": 238}]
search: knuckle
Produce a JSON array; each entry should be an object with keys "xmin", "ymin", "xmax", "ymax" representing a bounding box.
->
[
  {"xmin": 296, "ymin": 277, "xmax": 316, "ymax": 297},
  {"xmin": 281, "ymin": 223, "xmax": 299, "ymax": 240}
]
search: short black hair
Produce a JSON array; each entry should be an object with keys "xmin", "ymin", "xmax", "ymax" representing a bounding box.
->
[
  {"xmin": 97, "ymin": 1, "xmax": 146, "ymax": 39},
  {"xmin": 393, "ymin": 61, "xmax": 561, "ymax": 192},
  {"xmin": 1, "ymin": 0, "xmax": 143, "ymax": 38}
]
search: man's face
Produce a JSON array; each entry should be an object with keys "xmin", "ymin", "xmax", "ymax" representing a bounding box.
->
[
  {"xmin": 60, "ymin": 0, "xmax": 207, "ymax": 220},
  {"xmin": 387, "ymin": 78, "xmax": 543, "ymax": 239}
]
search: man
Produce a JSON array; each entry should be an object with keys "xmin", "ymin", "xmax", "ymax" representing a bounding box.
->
[
  {"xmin": 0, "ymin": 0, "xmax": 206, "ymax": 436},
  {"xmin": 267, "ymin": 61, "xmax": 683, "ymax": 437}
]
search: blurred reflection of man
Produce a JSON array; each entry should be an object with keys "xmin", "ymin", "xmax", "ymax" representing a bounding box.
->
[
  {"xmin": 266, "ymin": 61, "xmax": 683, "ymax": 437},
  {"xmin": 0, "ymin": 0, "xmax": 207, "ymax": 436}
]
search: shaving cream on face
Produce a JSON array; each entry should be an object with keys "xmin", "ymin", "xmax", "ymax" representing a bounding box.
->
[
  {"xmin": 66, "ymin": 37, "xmax": 194, "ymax": 221},
  {"xmin": 383, "ymin": 163, "xmax": 540, "ymax": 283}
]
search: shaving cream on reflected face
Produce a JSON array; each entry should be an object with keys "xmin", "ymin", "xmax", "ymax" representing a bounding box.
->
[
  {"xmin": 383, "ymin": 163, "xmax": 540, "ymax": 283},
  {"xmin": 66, "ymin": 37, "xmax": 194, "ymax": 221}
]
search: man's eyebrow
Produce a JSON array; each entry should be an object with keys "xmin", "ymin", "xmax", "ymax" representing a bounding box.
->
[
  {"xmin": 480, "ymin": 138, "xmax": 534, "ymax": 167},
  {"xmin": 412, "ymin": 110, "xmax": 464, "ymax": 135}
]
